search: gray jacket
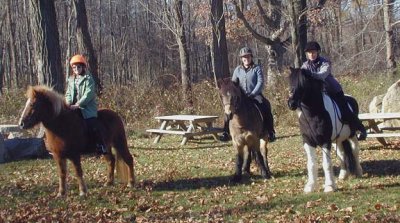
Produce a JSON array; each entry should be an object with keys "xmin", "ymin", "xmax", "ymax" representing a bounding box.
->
[
  {"xmin": 301, "ymin": 56, "xmax": 342, "ymax": 94},
  {"xmin": 232, "ymin": 63, "xmax": 264, "ymax": 97}
]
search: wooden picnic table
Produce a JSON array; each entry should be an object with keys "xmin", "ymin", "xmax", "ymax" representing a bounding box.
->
[
  {"xmin": 146, "ymin": 115, "xmax": 223, "ymax": 145},
  {"xmin": 358, "ymin": 112, "xmax": 400, "ymax": 146}
]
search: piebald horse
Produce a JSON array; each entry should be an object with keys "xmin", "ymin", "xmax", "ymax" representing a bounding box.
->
[
  {"xmin": 287, "ymin": 68, "xmax": 362, "ymax": 193},
  {"xmin": 19, "ymin": 85, "xmax": 135, "ymax": 197}
]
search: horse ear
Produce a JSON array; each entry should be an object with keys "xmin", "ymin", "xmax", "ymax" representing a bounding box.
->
[
  {"xmin": 217, "ymin": 78, "xmax": 223, "ymax": 89},
  {"xmin": 26, "ymin": 85, "xmax": 35, "ymax": 98}
]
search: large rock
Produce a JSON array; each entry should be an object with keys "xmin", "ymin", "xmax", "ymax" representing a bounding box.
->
[
  {"xmin": 381, "ymin": 80, "xmax": 400, "ymax": 127},
  {"xmin": 0, "ymin": 138, "xmax": 50, "ymax": 164},
  {"xmin": 0, "ymin": 135, "xmax": 5, "ymax": 163},
  {"xmin": 369, "ymin": 94, "xmax": 385, "ymax": 113}
]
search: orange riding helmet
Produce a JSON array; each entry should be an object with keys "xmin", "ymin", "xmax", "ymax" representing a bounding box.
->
[{"xmin": 70, "ymin": 54, "xmax": 87, "ymax": 67}]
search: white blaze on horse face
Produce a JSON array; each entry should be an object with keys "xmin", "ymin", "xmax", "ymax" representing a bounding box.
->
[
  {"xmin": 19, "ymin": 98, "xmax": 31, "ymax": 126},
  {"xmin": 223, "ymin": 92, "xmax": 232, "ymax": 115}
]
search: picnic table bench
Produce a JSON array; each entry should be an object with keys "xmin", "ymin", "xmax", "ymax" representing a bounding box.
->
[
  {"xmin": 146, "ymin": 115, "xmax": 223, "ymax": 145},
  {"xmin": 358, "ymin": 112, "xmax": 400, "ymax": 146},
  {"xmin": 0, "ymin": 124, "xmax": 24, "ymax": 138}
]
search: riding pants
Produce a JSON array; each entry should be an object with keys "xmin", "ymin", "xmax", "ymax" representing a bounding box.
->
[
  {"xmin": 85, "ymin": 117, "xmax": 108, "ymax": 154},
  {"xmin": 331, "ymin": 91, "xmax": 367, "ymax": 140}
]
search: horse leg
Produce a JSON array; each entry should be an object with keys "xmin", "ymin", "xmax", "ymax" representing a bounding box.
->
[
  {"xmin": 335, "ymin": 143, "xmax": 349, "ymax": 180},
  {"xmin": 322, "ymin": 147, "xmax": 336, "ymax": 193},
  {"xmin": 304, "ymin": 144, "xmax": 318, "ymax": 193},
  {"xmin": 103, "ymin": 153, "xmax": 115, "ymax": 186},
  {"xmin": 55, "ymin": 156, "xmax": 68, "ymax": 197},
  {"xmin": 243, "ymin": 146, "xmax": 251, "ymax": 175},
  {"xmin": 231, "ymin": 143, "xmax": 244, "ymax": 182},
  {"xmin": 349, "ymin": 137, "xmax": 363, "ymax": 177},
  {"xmin": 254, "ymin": 141, "xmax": 271, "ymax": 179},
  {"xmin": 260, "ymin": 138, "xmax": 272, "ymax": 178},
  {"xmin": 70, "ymin": 156, "xmax": 87, "ymax": 196}
]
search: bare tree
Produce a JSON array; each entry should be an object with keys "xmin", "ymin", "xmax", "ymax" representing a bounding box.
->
[
  {"xmin": 231, "ymin": 0, "xmax": 288, "ymax": 89},
  {"xmin": 288, "ymin": 0, "xmax": 307, "ymax": 68},
  {"xmin": 140, "ymin": 0, "xmax": 194, "ymax": 112},
  {"xmin": 210, "ymin": 0, "xmax": 230, "ymax": 85},
  {"xmin": 173, "ymin": 0, "xmax": 194, "ymax": 112},
  {"xmin": 73, "ymin": 0, "xmax": 102, "ymax": 94},
  {"xmin": 383, "ymin": 0, "xmax": 397, "ymax": 76},
  {"xmin": 29, "ymin": 0, "xmax": 64, "ymax": 92}
]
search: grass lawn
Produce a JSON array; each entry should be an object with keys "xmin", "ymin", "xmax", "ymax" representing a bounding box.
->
[{"xmin": 1, "ymin": 127, "xmax": 399, "ymax": 222}]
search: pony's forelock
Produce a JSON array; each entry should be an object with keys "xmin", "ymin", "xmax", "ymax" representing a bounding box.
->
[{"xmin": 28, "ymin": 85, "xmax": 66, "ymax": 116}]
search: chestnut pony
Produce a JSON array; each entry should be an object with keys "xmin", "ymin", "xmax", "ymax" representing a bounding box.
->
[
  {"xmin": 19, "ymin": 85, "xmax": 135, "ymax": 197},
  {"xmin": 219, "ymin": 79, "xmax": 272, "ymax": 182}
]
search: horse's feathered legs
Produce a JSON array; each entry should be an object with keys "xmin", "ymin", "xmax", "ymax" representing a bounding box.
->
[
  {"xmin": 336, "ymin": 137, "xmax": 363, "ymax": 180},
  {"xmin": 304, "ymin": 144, "xmax": 318, "ymax": 193},
  {"xmin": 304, "ymin": 143, "xmax": 336, "ymax": 193},
  {"xmin": 321, "ymin": 147, "xmax": 336, "ymax": 192}
]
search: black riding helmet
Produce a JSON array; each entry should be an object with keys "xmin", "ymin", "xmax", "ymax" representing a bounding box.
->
[{"xmin": 304, "ymin": 41, "xmax": 321, "ymax": 52}]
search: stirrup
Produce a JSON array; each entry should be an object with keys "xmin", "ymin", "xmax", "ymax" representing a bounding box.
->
[
  {"xmin": 96, "ymin": 144, "xmax": 108, "ymax": 155},
  {"xmin": 219, "ymin": 132, "xmax": 230, "ymax": 142}
]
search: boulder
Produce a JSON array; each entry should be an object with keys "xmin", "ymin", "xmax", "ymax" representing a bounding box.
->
[
  {"xmin": 0, "ymin": 138, "xmax": 50, "ymax": 164},
  {"xmin": 381, "ymin": 80, "xmax": 400, "ymax": 127},
  {"xmin": 0, "ymin": 135, "xmax": 5, "ymax": 163},
  {"xmin": 369, "ymin": 94, "xmax": 385, "ymax": 113}
]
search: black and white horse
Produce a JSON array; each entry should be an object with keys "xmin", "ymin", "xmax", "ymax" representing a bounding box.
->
[{"xmin": 287, "ymin": 68, "xmax": 363, "ymax": 193}]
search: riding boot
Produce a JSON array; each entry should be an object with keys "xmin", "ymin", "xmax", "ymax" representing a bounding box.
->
[
  {"xmin": 332, "ymin": 91, "xmax": 367, "ymax": 141},
  {"xmin": 219, "ymin": 114, "xmax": 231, "ymax": 142},
  {"xmin": 86, "ymin": 118, "xmax": 108, "ymax": 155},
  {"xmin": 257, "ymin": 96, "xmax": 276, "ymax": 142}
]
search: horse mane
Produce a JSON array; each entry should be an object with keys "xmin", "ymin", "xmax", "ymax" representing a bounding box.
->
[
  {"xmin": 290, "ymin": 67, "xmax": 324, "ymax": 92},
  {"xmin": 27, "ymin": 85, "xmax": 66, "ymax": 116}
]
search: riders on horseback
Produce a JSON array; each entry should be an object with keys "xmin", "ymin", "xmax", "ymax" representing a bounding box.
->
[
  {"xmin": 65, "ymin": 54, "xmax": 108, "ymax": 155},
  {"xmin": 301, "ymin": 41, "xmax": 367, "ymax": 140},
  {"xmin": 220, "ymin": 46, "xmax": 276, "ymax": 142}
]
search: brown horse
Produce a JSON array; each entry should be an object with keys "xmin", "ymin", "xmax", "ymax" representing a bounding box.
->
[
  {"xmin": 219, "ymin": 80, "xmax": 272, "ymax": 182},
  {"xmin": 18, "ymin": 85, "xmax": 135, "ymax": 197}
]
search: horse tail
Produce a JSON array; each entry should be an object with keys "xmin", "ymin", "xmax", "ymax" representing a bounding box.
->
[
  {"xmin": 342, "ymin": 139, "xmax": 356, "ymax": 175},
  {"xmin": 114, "ymin": 122, "xmax": 135, "ymax": 184},
  {"xmin": 100, "ymin": 109, "xmax": 135, "ymax": 185}
]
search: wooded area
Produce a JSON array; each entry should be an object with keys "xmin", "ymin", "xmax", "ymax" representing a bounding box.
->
[{"xmin": 0, "ymin": 0, "xmax": 399, "ymax": 96}]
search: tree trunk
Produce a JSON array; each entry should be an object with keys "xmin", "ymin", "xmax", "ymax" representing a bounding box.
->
[
  {"xmin": 29, "ymin": 0, "xmax": 64, "ymax": 93},
  {"xmin": 383, "ymin": 0, "xmax": 396, "ymax": 76},
  {"xmin": 73, "ymin": 0, "xmax": 102, "ymax": 94},
  {"xmin": 6, "ymin": 0, "xmax": 18, "ymax": 88},
  {"xmin": 174, "ymin": 0, "xmax": 193, "ymax": 113},
  {"xmin": 210, "ymin": 0, "xmax": 230, "ymax": 86}
]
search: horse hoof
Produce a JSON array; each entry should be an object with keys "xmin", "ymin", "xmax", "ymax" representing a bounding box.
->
[
  {"xmin": 324, "ymin": 185, "xmax": 336, "ymax": 193},
  {"xmin": 338, "ymin": 171, "xmax": 348, "ymax": 180},
  {"xmin": 56, "ymin": 193, "xmax": 65, "ymax": 198},
  {"xmin": 304, "ymin": 184, "xmax": 316, "ymax": 193},
  {"xmin": 230, "ymin": 175, "xmax": 242, "ymax": 183},
  {"xmin": 104, "ymin": 181, "xmax": 114, "ymax": 187},
  {"xmin": 127, "ymin": 182, "xmax": 134, "ymax": 188},
  {"xmin": 79, "ymin": 192, "xmax": 87, "ymax": 197}
]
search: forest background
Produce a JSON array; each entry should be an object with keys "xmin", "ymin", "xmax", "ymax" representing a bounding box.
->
[{"xmin": 0, "ymin": 0, "xmax": 399, "ymax": 130}]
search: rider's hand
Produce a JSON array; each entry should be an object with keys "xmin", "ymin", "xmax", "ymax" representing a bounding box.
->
[{"xmin": 70, "ymin": 104, "xmax": 80, "ymax": 110}]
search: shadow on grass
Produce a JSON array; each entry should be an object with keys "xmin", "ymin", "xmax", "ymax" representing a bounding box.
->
[
  {"xmin": 149, "ymin": 175, "xmax": 257, "ymax": 191},
  {"xmin": 361, "ymin": 159, "xmax": 400, "ymax": 176}
]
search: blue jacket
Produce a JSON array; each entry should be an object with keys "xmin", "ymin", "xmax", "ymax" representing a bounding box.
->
[
  {"xmin": 231, "ymin": 63, "xmax": 264, "ymax": 96},
  {"xmin": 301, "ymin": 56, "xmax": 342, "ymax": 94}
]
